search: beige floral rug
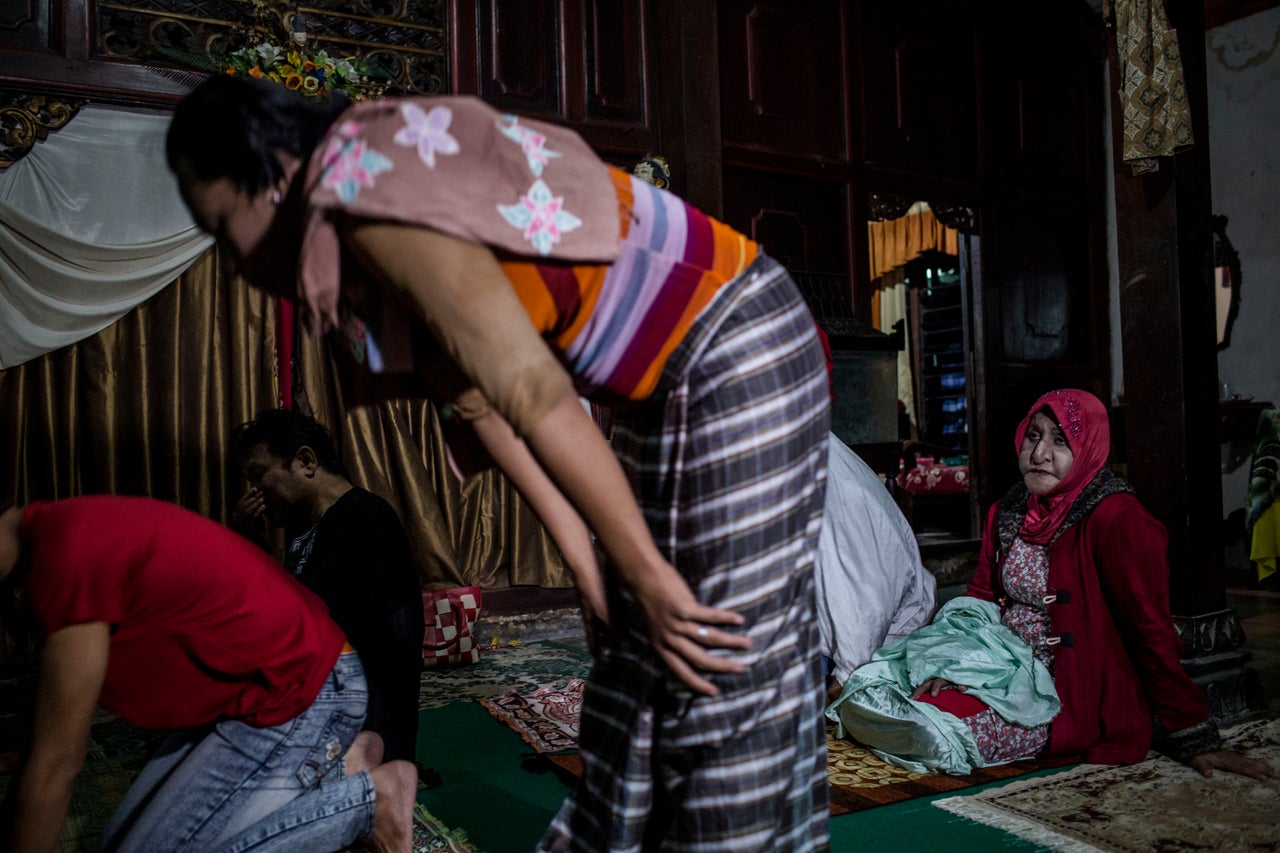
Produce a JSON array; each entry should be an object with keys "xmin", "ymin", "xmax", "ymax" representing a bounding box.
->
[{"xmin": 933, "ymin": 717, "xmax": 1280, "ymax": 852}]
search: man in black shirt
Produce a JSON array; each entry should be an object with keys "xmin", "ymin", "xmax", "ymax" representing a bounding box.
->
[{"xmin": 232, "ymin": 408, "xmax": 424, "ymax": 764}]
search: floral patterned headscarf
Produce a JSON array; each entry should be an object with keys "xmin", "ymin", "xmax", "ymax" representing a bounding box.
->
[{"xmin": 1015, "ymin": 388, "xmax": 1111, "ymax": 545}]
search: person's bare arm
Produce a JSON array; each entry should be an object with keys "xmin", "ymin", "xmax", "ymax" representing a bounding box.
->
[
  {"xmin": 520, "ymin": 392, "xmax": 751, "ymax": 692},
  {"xmin": 342, "ymin": 220, "xmax": 751, "ymax": 694},
  {"xmin": 4, "ymin": 622, "xmax": 108, "ymax": 853},
  {"xmin": 469, "ymin": 409, "xmax": 608, "ymax": 627}
]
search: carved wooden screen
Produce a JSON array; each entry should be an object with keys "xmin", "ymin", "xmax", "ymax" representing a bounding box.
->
[
  {"xmin": 0, "ymin": 0, "xmax": 448, "ymax": 103},
  {"xmin": 718, "ymin": 0, "xmax": 851, "ymax": 280},
  {"xmin": 453, "ymin": 0, "xmax": 657, "ymax": 161},
  {"xmin": 852, "ymin": 1, "xmax": 979, "ymax": 183}
]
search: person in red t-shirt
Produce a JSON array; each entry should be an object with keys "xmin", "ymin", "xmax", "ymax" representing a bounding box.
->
[{"xmin": 0, "ymin": 496, "xmax": 417, "ymax": 853}]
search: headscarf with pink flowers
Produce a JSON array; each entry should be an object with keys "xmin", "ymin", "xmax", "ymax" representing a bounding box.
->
[{"xmin": 1015, "ymin": 388, "xmax": 1112, "ymax": 545}]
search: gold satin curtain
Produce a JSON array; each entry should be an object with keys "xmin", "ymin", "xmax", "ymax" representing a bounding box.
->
[
  {"xmin": 0, "ymin": 246, "xmax": 571, "ymax": 591},
  {"xmin": 866, "ymin": 208, "xmax": 959, "ymax": 288}
]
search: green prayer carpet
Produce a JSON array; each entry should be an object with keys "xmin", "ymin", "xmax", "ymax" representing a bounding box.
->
[
  {"xmin": 413, "ymin": 673, "xmax": 1072, "ymax": 853},
  {"xmin": 415, "ymin": 701, "xmax": 570, "ymax": 853},
  {"xmin": 1, "ymin": 639, "xmax": 1074, "ymax": 852}
]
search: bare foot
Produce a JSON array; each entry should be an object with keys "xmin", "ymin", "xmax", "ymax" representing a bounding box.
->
[
  {"xmin": 345, "ymin": 731, "xmax": 385, "ymax": 776},
  {"xmin": 368, "ymin": 760, "xmax": 417, "ymax": 853}
]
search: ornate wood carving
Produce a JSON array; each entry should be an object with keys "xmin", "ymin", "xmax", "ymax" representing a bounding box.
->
[
  {"xmin": 854, "ymin": 2, "xmax": 978, "ymax": 180},
  {"xmin": 719, "ymin": 0, "xmax": 844, "ymax": 161},
  {"xmin": 929, "ymin": 202, "xmax": 976, "ymax": 234},
  {"xmin": 97, "ymin": 0, "xmax": 447, "ymax": 95},
  {"xmin": 583, "ymin": 0, "xmax": 646, "ymax": 127},
  {"xmin": 984, "ymin": 5, "xmax": 1097, "ymax": 200},
  {"xmin": 1177, "ymin": 614, "xmax": 1268, "ymax": 726},
  {"xmin": 0, "ymin": 93, "xmax": 85, "ymax": 168},
  {"xmin": 992, "ymin": 212, "xmax": 1095, "ymax": 364},
  {"xmin": 867, "ymin": 192, "xmax": 914, "ymax": 222},
  {"xmin": 749, "ymin": 208, "xmax": 809, "ymax": 273},
  {"xmin": 478, "ymin": 0, "xmax": 557, "ymax": 114},
  {"xmin": 722, "ymin": 165, "xmax": 849, "ymax": 276},
  {"xmin": 1174, "ymin": 608, "xmax": 1247, "ymax": 656},
  {"xmin": 1196, "ymin": 665, "xmax": 1267, "ymax": 727},
  {"xmin": 0, "ymin": 0, "xmax": 48, "ymax": 50}
]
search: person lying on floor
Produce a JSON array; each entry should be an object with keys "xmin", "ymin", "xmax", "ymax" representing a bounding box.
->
[
  {"xmin": 815, "ymin": 433, "xmax": 937, "ymax": 703},
  {"xmin": 231, "ymin": 407, "xmax": 424, "ymax": 766},
  {"xmin": 828, "ymin": 389, "xmax": 1277, "ymax": 782},
  {"xmin": 0, "ymin": 496, "xmax": 417, "ymax": 853}
]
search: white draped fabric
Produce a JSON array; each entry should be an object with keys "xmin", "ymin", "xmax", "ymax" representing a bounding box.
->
[
  {"xmin": 877, "ymin": 267, "xmax": 917, "ymax": 429},
  {"xmin": 815, "ymin": 434, "xmax": 937, "ymax": 684},
  {"xmin": 0, "ymin": 104, "xmax": 213, "ymax": 369}
]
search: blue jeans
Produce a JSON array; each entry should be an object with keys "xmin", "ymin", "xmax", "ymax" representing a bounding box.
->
[{"xmin": 98, "ymin": 652, "xmax": 377, "ymax": 852}]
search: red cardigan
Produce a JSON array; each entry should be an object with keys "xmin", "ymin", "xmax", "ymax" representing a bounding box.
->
[{"xmin": 968, "ymin": 492, "xmax": 1209, "ymax": 765}]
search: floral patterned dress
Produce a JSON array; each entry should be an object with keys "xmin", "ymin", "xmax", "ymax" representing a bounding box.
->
[{"xmin": 964, "ymin": 536, "xmax": 1053, "ymax": 763}]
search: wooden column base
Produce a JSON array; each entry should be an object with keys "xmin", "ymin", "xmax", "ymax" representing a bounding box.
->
[{"xmin": 1175, "ymin": 609, "xmax": 1269, "ymax": 726}]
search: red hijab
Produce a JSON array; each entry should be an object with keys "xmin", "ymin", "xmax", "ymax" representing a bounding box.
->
[{"xmin": 1015, "ymin": 388, "xmax": 1111, "ymax": 545}]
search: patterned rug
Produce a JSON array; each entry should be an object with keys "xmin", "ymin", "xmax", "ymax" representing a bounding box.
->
[
  {"xmin": 419, "ymin": 639, "xmax": 592, "ymax": 710},
  {"xmin": 824, "ymin": 723, "xmax": 1055, "ymax": 815},
  {"xmin": 0, "ymin": 709, "xmax": 150, "ymax": 852},
  {"xmin": 479, "ymin": 678, "xmax": 585, "ymax": 753},
  {"xmin": 933, "ymin": 717, "xmax": 1280, "ymax": 853},
  {"xmin": 532, "ymin": 718, "xmax": 1054, "ymax": 816},
  {"xmin": 411, "ymin": 803, "xmax": 480, "ymax": 853},
  {"xmin": 0, "ymin": 708, "xmax": 476, "ymax": 852}
]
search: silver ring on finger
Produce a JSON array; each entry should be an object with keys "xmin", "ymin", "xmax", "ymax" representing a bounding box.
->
[{"xmin": 696, "ymin": 626, "xmax": 709, "ymax": 639}]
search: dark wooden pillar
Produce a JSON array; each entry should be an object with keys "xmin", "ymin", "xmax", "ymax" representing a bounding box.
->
[{"xmin": 1110, "ymin": 0, "xmax": 1263, "ymax": 723}]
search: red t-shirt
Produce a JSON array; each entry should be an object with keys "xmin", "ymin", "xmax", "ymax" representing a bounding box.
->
[{"xmin": 21, "ymin": 496, "xmax": 347, "ymax": 730}]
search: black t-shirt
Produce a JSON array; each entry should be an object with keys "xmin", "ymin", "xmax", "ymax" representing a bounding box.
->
[{"xmin": 287, "ymin": 487, "xmax": 423, "ymax": 762}]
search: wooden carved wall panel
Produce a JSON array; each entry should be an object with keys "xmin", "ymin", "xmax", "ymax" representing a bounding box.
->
[
  {"xmin": 982, "ymin": 5, "xmax": 1099, "ymax": 199},
  {"xmin": 98, "ymin": 0, "xmax": 447, "ymax": 95},
  {"xmin": 722, "ymin": 166, "xmax": 849, "ymax": 275},
  {"xmin": 0, "ymin": 92, "xmax": 84, "ymax": 166},
  {"xmin": 0, "ymin": 0, "xmax": 446, "ymax": 102},
  {"xmin": 0, "ymin": 0, "xmax": 51, "ymax": 51},
  {"xmin": 989, "ymin": 210, "xmax": 1095, "ymax": 367},
  {"xmin": 477, "ymin": 0, "xmax": 559, "ymax": 115},
  {"xmin": 583, "ymin": 0, "xmax": 646, "ymax": 128},
  {"xmin": 719, "ymin": 0, "xmax": 845, "ymax": 162},
  {"xmin": 853, "ymin": 1, "xmax": 978, "ymax": 180},
  {"xmin": 98, "ymin": 0, "xmax": 248, "ymax": 62},
  {"xmin": 750, "ymin": 209, "xmax": 808, "ymax": 272},
  {"xmin": 297, "ymin": 0, "xmax": 447, "ymax": 95}
]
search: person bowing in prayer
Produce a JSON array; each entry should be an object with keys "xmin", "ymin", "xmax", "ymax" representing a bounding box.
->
[{"xmin": 0, "ymin": 496, "xmax": 417, "ymax": 853}]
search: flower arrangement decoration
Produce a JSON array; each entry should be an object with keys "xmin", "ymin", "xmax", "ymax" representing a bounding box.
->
[
  {"xmin": 221, "ymin": 41, "xmax": 389, "ymax": 102},
  {"xmin": 151, "ymin": 1, "xmax": 395, "ymax": 103}
]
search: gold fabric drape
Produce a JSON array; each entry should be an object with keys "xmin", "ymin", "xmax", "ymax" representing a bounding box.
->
[
  {"xmin": 0, "ymin": 246, "xmax": 573, "ymax": 592},
  {"xmin": 866, "ymin": 209, "xmax": 958, "ymax": 283},
  {"xmin": 295, "ymin": 329, "xmax": 572, "ymax": 590},
  {"xmin": 0, "ymin": 249, "xmax": 276, "ymax": 516}
]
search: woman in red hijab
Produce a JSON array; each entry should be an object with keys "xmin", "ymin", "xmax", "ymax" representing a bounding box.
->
[{"xmin": 914, "ymin": 389, "xmax": 1274, "ymax": 778}]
